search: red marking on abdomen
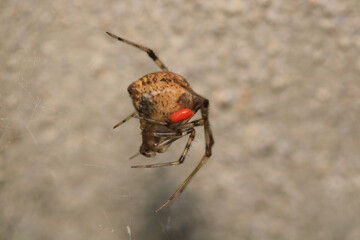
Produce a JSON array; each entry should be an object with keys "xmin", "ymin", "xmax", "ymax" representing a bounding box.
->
[{"xmin": 170, "ymin": 109, "xmax": 193, "ymax": 123}]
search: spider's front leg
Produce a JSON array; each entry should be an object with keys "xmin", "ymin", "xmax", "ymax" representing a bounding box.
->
[
  {"xmin": 201, "ymin": 99, "xmax": 214, "ymax": 156},
  {"xmin": 106, "ymin": 32, "xmax": 169, "ymax": 72},
  {"xmin": 113, "ymin": 113, "xmax": 168, "ymax": 129},
  {"xmin": 131, "ymin": 128, "xmax": 196, "ymax": 168},
  {"xmin": 113, "ymin": 112, "xmax": 137, "ymax": 129}
]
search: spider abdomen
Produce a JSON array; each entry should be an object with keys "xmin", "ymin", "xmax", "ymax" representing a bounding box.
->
[{"xmin": 128, "ymin": 72, "xmax": 194, "ymax": 121}]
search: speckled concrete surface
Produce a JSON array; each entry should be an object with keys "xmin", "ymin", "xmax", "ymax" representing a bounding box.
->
[{"xmin": 1, "ymin": 0, "xmax": 360, "ymax": 239}]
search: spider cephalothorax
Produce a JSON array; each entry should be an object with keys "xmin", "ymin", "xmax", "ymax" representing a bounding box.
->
[{"xmin": 107, "ymin": 32, "xmax": 214, "ymax": 213}]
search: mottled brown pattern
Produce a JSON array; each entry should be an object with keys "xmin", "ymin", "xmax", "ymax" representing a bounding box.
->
[{"xmin": 128, "ymin": 72, "xmax": 194, "ymax": 121}]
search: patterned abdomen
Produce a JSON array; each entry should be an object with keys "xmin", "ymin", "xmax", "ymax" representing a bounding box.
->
[{"xmin": 128, "ymin": 72, "xmax": 194, "ymax": 121}]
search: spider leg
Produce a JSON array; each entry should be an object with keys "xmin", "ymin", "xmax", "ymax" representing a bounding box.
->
[
  {"xmin": 106, "ymin": 32, "xmax": 169, "ymax": 72},
  {"xmin": 151, "ymin": 127, "xmax": 194, "ymax": 137},
  {"xmin": 154, "ymin": 155, "xmax": 210, "ymax": 213},
  {"xmin": 113, "ymin": 112, "xmax": 137, "ymax": 129},
  {"xmin": 148, "ymin": 128, "xmax": 194, "ymax": 151},
  {"xmin": 175, "ymin": 119, "xmax": 205, "ymax": 129},
  {"xmin": 155, "ymin": 98, "xmax": 214, "ymax": 213},
  {"xmin": 114, "ymin": 113, "xmax": 169, "ymax": 129},
  {"xmin": 129, "ymin": 152, "xmax": 140, "ymax": 160},
  {"xmin": 131, "ymin": 129, "xmax": 195, "ymax": 168},
  {"xmin": 132, "ymin": 115, "xmax": 168, "ymax": 126},
  {"xmin": 199, "ymin": 98, "xmax": 214, "ymax": 156}
]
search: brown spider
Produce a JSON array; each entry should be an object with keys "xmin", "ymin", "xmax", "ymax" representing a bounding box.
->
[{"xmin": 107, "ymin": 32, "xmax": 214, "ymax": 213}]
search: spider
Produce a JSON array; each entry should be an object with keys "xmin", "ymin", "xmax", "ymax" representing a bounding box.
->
[{"xmin": 107, "ymin": 32, "xmax": 214, "ymax": 213}]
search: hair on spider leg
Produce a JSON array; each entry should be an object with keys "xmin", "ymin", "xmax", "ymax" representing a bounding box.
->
[{"xmin": 108, "ymin": 31, "xmax": 214, "ymax": 213}]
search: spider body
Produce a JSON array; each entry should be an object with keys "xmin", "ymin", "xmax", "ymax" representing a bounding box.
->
[
  {"xmin": 128, "ymin": 72, "xmax": 195, "ymax": 122},
  {"xmin": 107, "ymin": 32, "xmax": 214, "ymax": 213}
]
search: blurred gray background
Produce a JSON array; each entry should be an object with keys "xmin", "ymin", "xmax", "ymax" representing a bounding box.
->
[{"xmin": 1, "ymin": 0, "xmax": 360, "ymax": 239}]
